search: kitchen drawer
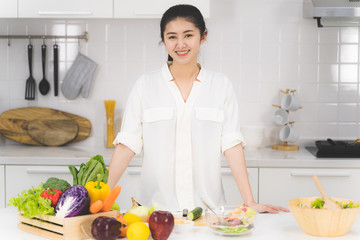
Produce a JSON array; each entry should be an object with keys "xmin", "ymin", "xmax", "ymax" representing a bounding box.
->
[
  {"xmin": 115, "ymin": 167, "xmax": 142, "ymax": 211},
  {"xmin": 0, "ymin": 0, "xmax": 17, "ymax": 18},
  {"xmin": 222, "ymin": 167, "xmax": 258, "ymax": 205},
  {"xmin": 114, "ymin": 0, "xmax": 210, "ymax": 19},
  {"xmin": 18, "ymin": 0, "xmax": 113, "ymax": 18},
  {"xmin": 5, "ymin": 165, "xmax": 73, "ymax": 205},
  {"xmin": 0, "ymin": 165, "xmax": 4, "ymax": 208},
  {"xmin": 259, "ymin": 168, "xmax": 360, "ymax": 208}
]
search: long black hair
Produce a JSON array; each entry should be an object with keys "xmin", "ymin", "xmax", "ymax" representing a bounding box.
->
[{"xmin": 160, "ymin": 4, "xmax": 207, "ymax": 62}]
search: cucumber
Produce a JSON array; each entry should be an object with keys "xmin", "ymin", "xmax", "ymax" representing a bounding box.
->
[{"xmin": 186, "ymin": 207, "xmax": 203, "ymax": 221}]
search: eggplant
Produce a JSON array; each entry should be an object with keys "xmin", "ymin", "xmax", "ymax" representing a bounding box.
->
[
  {"xmin": 91, "ymin": 216, "xmax": 122, "ymax": 240},
  {"xmin": 55, "ymin": 185, "xmax": 90, "ymax": 218}
]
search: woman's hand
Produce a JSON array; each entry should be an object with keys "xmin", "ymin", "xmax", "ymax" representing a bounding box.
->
[{"xmin": 247, "ymin": 202, "xmax": 290, "ymax": 214}]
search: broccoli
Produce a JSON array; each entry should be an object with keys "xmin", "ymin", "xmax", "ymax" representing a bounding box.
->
[{"xmin": 43, "ymin": 177, "xmax": 71, "ymax": 192}]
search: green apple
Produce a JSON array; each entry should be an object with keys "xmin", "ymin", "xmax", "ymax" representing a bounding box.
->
[{"xmin": 111, "ymin": 202, "xmax": 120, "ymax": 211}]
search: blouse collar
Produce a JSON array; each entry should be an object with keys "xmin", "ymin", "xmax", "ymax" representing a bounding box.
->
[{"xmin": 162, "ymin": 62, "xmax": 205, "ymax": 83}]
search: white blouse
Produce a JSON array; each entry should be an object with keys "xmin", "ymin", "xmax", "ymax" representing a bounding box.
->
[{"xmin": 114, "ymin": 63, "xmax": 245, "ymax": 211}]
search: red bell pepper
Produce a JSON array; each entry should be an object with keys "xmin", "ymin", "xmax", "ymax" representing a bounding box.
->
[{"xmin": 41, "ymin": 188, "xmax": 62, "ymax": 207}]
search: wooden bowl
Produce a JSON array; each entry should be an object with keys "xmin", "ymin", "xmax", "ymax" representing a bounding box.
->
[{"xmin": 289, "ymin": 197, "xmax": 360, "ymax": 237}]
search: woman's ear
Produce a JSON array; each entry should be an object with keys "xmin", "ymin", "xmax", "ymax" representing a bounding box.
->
[{"xmin": 200, "ymin": 31, "xmax": 208, "ymax": 44}]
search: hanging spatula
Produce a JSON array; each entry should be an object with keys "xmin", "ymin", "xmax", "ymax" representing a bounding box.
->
[
  {"xmin": 25, "ymin": 43, "xmax": 36, "ymax": 100},
  {"xmin": 312, "ymin": 176, "xmax": 341, "ymax": 210}
]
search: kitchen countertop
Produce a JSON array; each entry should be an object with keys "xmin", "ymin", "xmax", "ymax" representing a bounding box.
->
[
  {"xmin": 1, "ymin": 145, "xmax": 360, "ymax": 168},
  {"xmin": 2, "ymin": 207, "xmax": 360, "ymax": 240}
]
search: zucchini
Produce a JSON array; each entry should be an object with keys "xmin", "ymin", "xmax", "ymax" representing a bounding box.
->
[{"xmin": 186, "ymin": 207, "xmax": 203, "ymax": 221}]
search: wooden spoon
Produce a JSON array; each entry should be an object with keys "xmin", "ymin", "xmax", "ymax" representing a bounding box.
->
[{"xmin": 312, "ymin": 176, "xmax": 341, "ymax": 210}]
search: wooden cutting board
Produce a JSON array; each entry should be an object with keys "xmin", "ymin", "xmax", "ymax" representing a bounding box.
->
[
  {"xmin": 27, "ymin": 119, "xmax": 79, "ymax": 146},
  {"xmin": 0, "ymin": 107, "xmax": 91, "ymax": 146}
]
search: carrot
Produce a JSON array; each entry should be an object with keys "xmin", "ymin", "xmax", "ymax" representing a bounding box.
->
[
  {"xmin": 90, "ymin": 200, "xmax": 104, "ymax": 214},
  {"xmin": 101, "ymin": 185, "xmax": 122, "ymax": 212}
]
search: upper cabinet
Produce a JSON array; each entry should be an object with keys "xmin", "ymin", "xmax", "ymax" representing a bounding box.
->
[
  {"xmin": 18, "ymin": 0, "xmax": 113, "ymax": 18},
  {"xmin": 0, "ymin": 0, "xmax": 17, "ymax": 18},
  {"xmin": 0, "ymin": 0, "xmax": 209, "ymax": 19},
  {"xmin": 114, "ymin": 0, "xmax": 210, "ymax": 19}
]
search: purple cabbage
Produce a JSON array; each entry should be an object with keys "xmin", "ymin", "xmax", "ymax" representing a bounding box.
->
[{"xmin": 55, "ymin": 185, "xmax": 90, "ymax": 218}]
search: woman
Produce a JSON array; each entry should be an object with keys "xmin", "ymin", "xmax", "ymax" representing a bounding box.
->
[{"xmin": 108, "ymin": 4, "xmax": 288, "ymax": 213}]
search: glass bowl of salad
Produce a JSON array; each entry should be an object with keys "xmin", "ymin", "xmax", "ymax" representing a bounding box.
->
[{"xmin": 205, "ymin": 204, "xmax": 257, "ymax": 236}]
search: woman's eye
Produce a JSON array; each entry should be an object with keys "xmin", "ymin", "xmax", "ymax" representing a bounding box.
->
[
  {"xmin": 185, "ymin": 34, "xmax": 193, "ymax": 38},
  {"xmin": 168, "ymin": 36, "xmax": 176, "ymax": 39}
]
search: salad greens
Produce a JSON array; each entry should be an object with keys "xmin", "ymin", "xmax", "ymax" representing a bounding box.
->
[
  {"xmin": 217, "ymin": 226, "xmax": 249, "ymax": 234},
  {"xmin": 8, "ymin": 183, "xmax": 54, "ymax": 218},
  {"xmin": 300, "ymin": 198, "xmax": 360, "ymax": 209},
  {"xmin": 339, "ymin": 201, "xmax": 359, "ymax": 209},
  {"xmin": 311, "ymin": 198, "xmax": 325, "ymax": 209}
]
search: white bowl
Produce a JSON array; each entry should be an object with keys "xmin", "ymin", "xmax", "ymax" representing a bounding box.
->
[{"xmin": 173, "ymin": 219, "xmax": 194, "ymax": 233}]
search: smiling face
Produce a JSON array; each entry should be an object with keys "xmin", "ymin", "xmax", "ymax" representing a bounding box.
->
[{"xmin": 163, "ymin": 17, "xmax": 207, "ymax": 66}]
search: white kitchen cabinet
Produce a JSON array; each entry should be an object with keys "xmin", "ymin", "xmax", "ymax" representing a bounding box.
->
[
  {"xmin": 259, "ymin": 168, "xmax": 360, "ymax": 208},
  {"xmin": 0, "ymin": 165, "xmax": 4, "ymax": 208},
  {"xmin": 18, "ymin": 0, "xmax": 113, "ymax": 18},
  {"xmin": 115, "ymin": 167, "xmax": 142, "ymax": 211},
  {"xmin": 5, "ymin": 166, "xmax": 73, "ymax": 205},
  {"xmin": 114, "ymin": 0, "xmax": 210, "ymax": 19},
  {"xmin": 0, "ymin": 0, "xmax": 17, "ymax": 18},
  {"xmin": 222, "ymin": 167, "xmax": 258, "ymax": 205}
]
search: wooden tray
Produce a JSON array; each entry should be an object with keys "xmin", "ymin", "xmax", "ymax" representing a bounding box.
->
[{"xmin": 17, "ymin": 211, "xmax": 118, "ymax": 240}]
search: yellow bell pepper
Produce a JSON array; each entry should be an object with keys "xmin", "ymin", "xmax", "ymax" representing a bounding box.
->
[{"xmin": 85, "ymin": 174, "xmax": 111, "ymax": 204}]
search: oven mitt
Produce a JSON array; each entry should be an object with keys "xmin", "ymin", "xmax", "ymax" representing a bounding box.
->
[{"xmin": 61, "ymin": 53, "xmax": 97, "ymax": 99}]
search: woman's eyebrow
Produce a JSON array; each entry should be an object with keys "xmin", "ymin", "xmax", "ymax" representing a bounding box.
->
[{"xmin": 166, "ymin": 29, "xmax": 194, "ymax": 35}]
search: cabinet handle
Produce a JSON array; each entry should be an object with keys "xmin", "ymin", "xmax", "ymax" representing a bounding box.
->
[
  {"xmin": 134, "ymin": 11, "xmax": 162, "ymax": 16},
  {"xmin": 290, "ymin": 171, "xmax": 351, "ymax": 177},
  {"xmin": 127, "ymin": 170, "xmax": 141, "ymax": 175},
  {"xmin": 38, "ymin": 11, "xmax": 93, "ymax": 15},
  {"xmin": 221, "ymin": 169, "xmax": 250, "ymax": 176},
  {"xmin": 27, "ymin": 168, "xmax": 69, "ymax": 174}
]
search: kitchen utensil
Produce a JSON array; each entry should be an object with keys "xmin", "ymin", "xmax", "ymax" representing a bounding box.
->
[
  {"xmin": 312, "ymin": 176, "xmax": 341, "ymax": 210},
  {"xmin": 54, "ymin": 43, "xmax": 59, "ymax": 96},
  {"xmin": 0, "ymin": 107, "xmax": 91, "ymax": 146},
  {"xmin": 200, "ymin": 198, "xmax": 230, "ymax": 226},
  {"xmin": 104, "ymin": 100, "xmax": 116, "ymax": 147},
  {"xmin": 39, "ymin": 43, "xmax": 50, "ymax": 95},
  {"xmin": 27, "ymin": 119, "xmax": 79, "ymax": 146},
  {"xmin": 25, "ymin": 43, "xmax": 36, "ymax": 100},
  {"xmin": 61, "ymin": 53, "xmax": 97, "ymax": 99},
  {"xmin": 289, "ymin": 197, "xmax": 360, "ymax": 237}
]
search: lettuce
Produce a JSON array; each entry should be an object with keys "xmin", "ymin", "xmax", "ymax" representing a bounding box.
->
[
  {"xmin": 8, "ymin": 183, "xmax": 54, "ymax": 218},
  {"xmin": 311, "ymin": 198, "xmax": 325, "ymax": 209}
]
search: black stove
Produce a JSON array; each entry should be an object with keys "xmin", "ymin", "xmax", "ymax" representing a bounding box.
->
[{"xmin": 306, "ymin": 139, "xmax": 360, "ymax": 158}]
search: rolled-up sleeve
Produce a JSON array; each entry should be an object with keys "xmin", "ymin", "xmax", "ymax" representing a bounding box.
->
[
  {"xmin": 221, "ymin": 78, "xmax": 246, "ymax": 153},
  {"xmin": 113, "ymin": 79, "xmax": 143, "ymax": 155}
]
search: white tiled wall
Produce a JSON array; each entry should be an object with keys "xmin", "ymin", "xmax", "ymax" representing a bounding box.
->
[{"xmin": 1, "ymin": 0, "xmax": 360, "ymax": 147}]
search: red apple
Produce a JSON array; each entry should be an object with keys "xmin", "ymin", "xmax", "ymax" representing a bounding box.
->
[{"xmin": 148, "ymin": 210, "xmax": 174, "ymax": 240}]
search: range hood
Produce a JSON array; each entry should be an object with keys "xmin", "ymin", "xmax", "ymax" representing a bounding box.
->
[{"xmin": 304, "ymin": 0, "xmax": 360, "ymax": 27}]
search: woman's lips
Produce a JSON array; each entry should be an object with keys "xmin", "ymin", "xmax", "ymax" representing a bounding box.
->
[{"xmin": 176, "ymin": 50, "xmax": 190, "ymax": 56}]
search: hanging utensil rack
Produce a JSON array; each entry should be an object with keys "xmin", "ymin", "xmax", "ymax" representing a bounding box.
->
[{"xmin": 0, "ymin": 31, "xmax": 88, "ymax": 46}]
